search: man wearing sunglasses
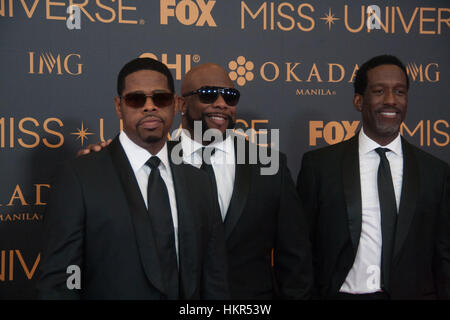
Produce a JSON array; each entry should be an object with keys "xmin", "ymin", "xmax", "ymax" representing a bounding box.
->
[
  {"xmin": 37, "ymin": 58, "xmax": 229, "ymax": 299},
  {"xmin": 78, "ymin": 62, "xmax": 313, "ymax": 300},
  {"xmin": 176, "ymin": 63, "xmax": 313, "ymax": 300}
]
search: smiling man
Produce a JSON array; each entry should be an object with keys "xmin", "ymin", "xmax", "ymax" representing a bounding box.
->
[
  {"xmin": 37, "ymin": 58, "xmax": 229, "ymax": 299},
  {"xmin": 297, "ymin": 55, "xmax": 450, "ymax": 299},
  {"xmin": 177, "ymin": 63, "xmax": 313, "ymax": 299}
]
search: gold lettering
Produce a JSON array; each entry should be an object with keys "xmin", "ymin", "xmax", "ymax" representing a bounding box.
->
[
  {"xmin": 349, "ymin": 64, "xmax": 359, "ymax": 83},
  {"xmin": 46, "ymin": 0, "xmax": 66, "ymax": 21},
  {"xmin": 0, "ymin": 117, "xmax": 4, "ymax": 148},
  {"xmin": 43, "ymin": 118, "xmax": 64, "ymax": 148},
  {"xmin": 424, "ymin": 63, "xmax": 439, "ymax": 82},
  {"xmin": 18, "ymin": 117, "xmax": 39, "ymax": 148},
  {"xmin": 396, "ymin": 7, "xmax": 418, "ymax": 34},
  {"xmin": 241, "ymin": 2, "xmax": 266, "ymax": 30},
  {"xmin": 70, "ymin": 0, "xmax": 95, "ymax": 22},
  {"xmin": 297, "ymin": 3, "xmax": 314, "ymax": 31},
  {"xmin": 64, "ymin": 53, "xmax": 82, "ymax": 75},
  {"xmin": 437, "ymin": 8, "xmax": 450, "ymax": 34},
  {"xmin": 328, "ymin": 63, "xmax": 345, "ymax": 82},
  {"xmin": 344, "ymin": 5, "xmax": 364, "ymax": 33},
  {"xmin": 95, "ymin": 0, "xmax": 116, "ymax": 23},
  {"xmin": 433, "ymin": 120, "xmax": 449, "ymax": 147},
  {"xmin": 20, "ymin": 0, "xmax": 39, "ymax": 18},
  {"xmin": 420, "ymin": 8, "xmax": 436, "ymax": 35},
  {"xmin": 35, "ymin": 184, "xmax": 51, "ymax": 205},
  {"xmin": 15, "ymin": 250, "xmax": 40, "ymax": 280},
  {"xmin": 8, "ymin": 185, "xmax": 28, "ymax": 206},
  {"xmin": 118, "ymin": 0, "xmax": 137, "ymax": 24},
  {"xmin": 251, "ymin": 119, "xmax": 268, "ymax": 145},
  {"xmin": 161, "ymin": 54, "xmax": 182, "ymax": 80},
  {"xmin": 309, "ymin": 121, "xmax": 323, "ymax": 146},
  {"xmin": 260, "ymin": 62, "xmax": 279, "ymax": 82},
  {"xmin": 306, "ymin": 64, "xmax": 322, "ymax": 82},
  {"xmin": 286, "ymin": 63, "xmax": 301, "ymax": 82},
  {"xmin": 342, "ymin": 120, "xmax": 360, "ymax": 139},
  {"xmin": 323, "ymin": 121, "xmax": 344, "ymax": 145},
  {"xmin": 277, "ymin": 2, "xmax": 295, "ymax": 31},
  {"xmin": 401, "ymin": 121, "xmax": 424, "ymax": 146}
]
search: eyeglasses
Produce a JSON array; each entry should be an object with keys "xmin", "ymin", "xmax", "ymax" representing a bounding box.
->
[
  {"xmin": 121, "ymin": 92, "xmax": 174, "ymax": 108},
  {"xmin": 182, "ymin": 86, "xmax": 240, "ymax": 106}
]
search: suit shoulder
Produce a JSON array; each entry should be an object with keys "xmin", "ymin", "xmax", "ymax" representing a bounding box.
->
[
  {"xmin": 405, "ymin": 141, "xmax": 449, "ymax": 171},
  {"xmin": 62, "ymin": 148, "xmax": 112, "ymax": 177}
]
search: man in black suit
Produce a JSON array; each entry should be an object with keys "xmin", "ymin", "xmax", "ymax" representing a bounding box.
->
[
  {"xmin": 37, "ymin": 58, "xmax": 229, "ymax": 299},
  {"xmin": 177, "ymin": 63, "xmax": 313, "ymax": 299},
  {"xmin": 79, "ymin": 63, "xmax": 313, "ymax": 299},
  {"xmin": 297, "ymin": 55, "xmax": 450, "ymax": 299}
]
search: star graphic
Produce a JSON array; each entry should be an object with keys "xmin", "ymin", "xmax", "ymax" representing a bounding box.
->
[
  {"xmin": 71, "ymin": 121, "xmax": 94, "ymax": 146},
  {"xmin": 321, "ymin": 8, "xmax": 340, "ymax": 31}
]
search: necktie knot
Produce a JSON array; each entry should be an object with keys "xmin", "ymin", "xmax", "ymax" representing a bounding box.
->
[
  {"xmin": 201, "ymin": 147, "xmax": 216, "ymax": 165},
  {"xmin": 146, "ymin": 156, "xmax": 161, "ymax": 170},
  {"xmin": 375, "ymin": 147, "xmax": 390, "ymax": 158}
]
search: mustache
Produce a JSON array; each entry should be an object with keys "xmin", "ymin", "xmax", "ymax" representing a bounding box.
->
[
  {"xmin": 378, "ymin": 106, "xmax": 401, "ymax": 113},
  {"xmin": 137, "ymin": 114, "xmax": 164, "ymax": 126}
]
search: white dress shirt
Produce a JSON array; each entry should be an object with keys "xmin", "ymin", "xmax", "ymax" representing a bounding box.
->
[
  {"xmin": 340, "ymin": 128, "xmax": 403, "ymax": 294},
  {"xmin": 119, "ymin": 131, "xmax": 179, "ymax": 261},
  {"xmin": 180, "ymin": 130, "xmax": 235, "ymax": 221}
]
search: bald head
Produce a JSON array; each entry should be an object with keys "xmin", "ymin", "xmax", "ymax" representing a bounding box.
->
[
  {"xmin": 181, "ymin": 63, "xmax": 234, "ymax": 95},
  {"xmin": 179, "ymin": 63, "xmax": 238, "ymax": 140}
]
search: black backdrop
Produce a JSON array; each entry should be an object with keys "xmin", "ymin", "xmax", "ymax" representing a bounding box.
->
[{"xmin": 0, "ymin": 0, "xmax": 449, "ymax": 299}]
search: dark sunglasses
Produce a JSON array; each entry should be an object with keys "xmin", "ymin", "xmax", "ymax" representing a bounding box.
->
[
  {"xmin": 182, "ymin": 86, "xmax": 240, "ymax": 106},
  {"xmin": 121, "ymin": 92, "xmax": 174, "ymax": 108}
]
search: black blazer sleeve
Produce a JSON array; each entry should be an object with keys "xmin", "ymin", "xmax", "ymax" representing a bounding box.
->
[
  {"xmin": 274, "ymin": 153, "xmax": 314, "ymax": 299},
  {"xmin": 296, "ymin": 151, "xmax": 321, "ymax": 298},
  {"xmin": 436, "ymin": 163, "xmax": 450, "ymax": 299},
  {"xmin": 37, "ymin": 161, "xmax": 85, "ymax": 299}
]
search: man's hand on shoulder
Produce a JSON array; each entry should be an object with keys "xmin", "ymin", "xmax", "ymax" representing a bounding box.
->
[{"xmin": 77, "ymin": 139, "xmax": 112, "ymax": 157}]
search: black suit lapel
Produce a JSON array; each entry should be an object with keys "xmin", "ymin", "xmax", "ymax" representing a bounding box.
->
[
  {"xmin": 108, "ymin": 137, "xmax": 166, "ymax": 295},
  {"xmin": 167, "ymin": 141, "xmax": 197, "ymax": 300},
  {"xmin": 223, "ymin": 136, "xmax": 251, "ymax": 240},
  {"xmin": 342, "ymin": 135, "xmax": 363, "ymax": 254},
  {"xmin": 392, "ymin": 138, "xmax": 419, "ymax": 263}
]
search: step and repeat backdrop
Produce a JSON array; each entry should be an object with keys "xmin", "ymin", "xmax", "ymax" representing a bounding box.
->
[{"xmin": 0, "ymin": 0, "xmax": 449, "ymax": 299}]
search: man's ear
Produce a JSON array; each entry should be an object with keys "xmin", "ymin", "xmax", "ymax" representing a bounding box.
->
[
  {"xmin": 177, "ymin": 95, "xmax": 187, "ymax": 115},
  {"xmin": 353, "ymin": 94, "xmax": 363, "ymax": 112},
  {"xmin": 114, "ymin": 97, "xmax": 123, "ymax": 119}
]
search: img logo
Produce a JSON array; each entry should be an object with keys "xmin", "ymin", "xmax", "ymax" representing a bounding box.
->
[
  {"xmin": 28, "ymin": 52, "xmax": 82, "ymax": 76},
  {"xmin": 160, "ymin": 0, "xmax": 217, "ymax": 27}
]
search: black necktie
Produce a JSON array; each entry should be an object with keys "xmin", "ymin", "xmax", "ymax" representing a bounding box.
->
[
  {"xmin": 200, "ymin": 147, "xmax": 219, "ymax": 204},
  {"xmin": 375, "ymin": 147, "xmax": 398, "ymax": 292},
  {"xmin": 146, "ymin": 156, "xmax": 179, "ymax": 299}
]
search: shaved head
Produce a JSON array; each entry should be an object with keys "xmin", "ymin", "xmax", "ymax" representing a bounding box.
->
[
  {"xmin": 179, "ymin": 63, "xmax": 238, "ymax": 142},
  {"xmin": 181, "ymin": 63, "xmax": 234, "ymax": 95}
]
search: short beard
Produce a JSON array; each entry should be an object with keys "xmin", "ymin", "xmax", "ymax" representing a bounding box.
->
[{"xmin": 185, "ymin": 108, "xmax": 236, "ymax": 143}]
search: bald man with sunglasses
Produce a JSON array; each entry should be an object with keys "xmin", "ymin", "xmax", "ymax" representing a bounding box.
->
[{"xmin": 80, "ymin": 63, "xmax": 313, "ymax": 300}]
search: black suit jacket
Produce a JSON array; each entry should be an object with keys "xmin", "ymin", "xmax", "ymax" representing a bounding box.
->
[
  {"xmin": 297, "ymin": 134, "xmax": 450, "ymax": 299},
  {"xmin": 37, "ymin": 138, "xmax": 229, "ymax": 299},
  {"xmin": 221, "ymin": 136, "xmax": 313, "ymax": 299}
]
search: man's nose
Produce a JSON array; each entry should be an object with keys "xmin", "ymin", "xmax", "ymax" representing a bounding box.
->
[
  {"xmin": 143, "ymin": 96, "xmax": 158, "ymax": 112},
  {"xmin": 384, "ymin": 90, "xmax": 396, "ymax": 105},
  {"xmin": 212, "ymin": 93, "xmax": 227, "ymax": 109}
]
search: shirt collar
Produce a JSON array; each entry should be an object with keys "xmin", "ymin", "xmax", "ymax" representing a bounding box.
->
[
  {"xmin": 119, "ymin": 130, "xmax": 169, "ymax": 173},
  {"xmin": 359, "ymin": 127, "xmax": 402, "ymax": 156},
  {"xmin": 180, "ymin": 129, "xmax": 233, "ymax": 156}
]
